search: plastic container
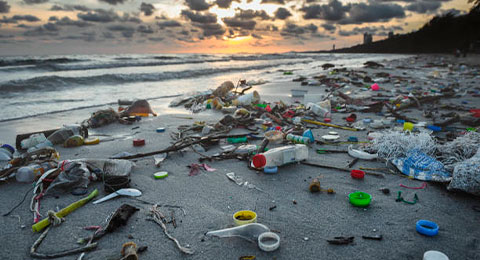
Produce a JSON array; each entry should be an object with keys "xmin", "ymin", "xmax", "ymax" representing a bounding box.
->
[
  {"xmin": 233, "ymin": 210, "xmax": 257, "ymax": 226},
  {"xmin": 16, "ymin": 162, "xmax": 54, "ymax": 183},
  {"xmin": 232, "ymin": 91, "xmax": 260, "ymax": 106},
  {"xmin": 252, "ymin": 144, "xmax": 308, "ymax": 168},
  {"xmin": 286, "ymin": 134, "xmax": 310, "ymax": 144},
  {"xmin": 348, "ymin": 191, "xmax": 372, "ymax": 207},
  {"xmin": 423, "ymin": 250, "xmax": 449, "ymax": 260},
  {"xmin": 0, "ymin": 144, "xmax": 14, "ymax": 161}
]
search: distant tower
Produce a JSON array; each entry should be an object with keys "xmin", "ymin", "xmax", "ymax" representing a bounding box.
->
[
  {"xmin": 332, "ymin": 44, "xmax": 335, "ymax": 51},
  {"xmin": 363, "ymin": 33, "xmax": 372, "ymax": 44},
  {"xmin": 388, "ymin": 31, "xmax": 394, "ymax": 39}
]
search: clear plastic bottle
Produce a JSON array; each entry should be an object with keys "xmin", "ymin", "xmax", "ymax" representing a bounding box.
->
[
  {"xmin": 16, "ymin": 162, "xmax": 55, "ymax": 183},
  {"xmin": 252, "ymin": 144, "xmax": 308, "ymax": 168},
  {"xmin": 0, "ymin": 144, "xmax": 14, "ymax": 161},
  {"xmin": 306, "ymin": 102, "xmax": 331, "ymax": 118},
  {"xmin": 286, "ymin": 134, "xmax": 310, "ymax": 144}
]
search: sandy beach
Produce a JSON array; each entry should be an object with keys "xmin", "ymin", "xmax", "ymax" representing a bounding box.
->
[{"xmin": 1, "ymin": 54, "xmax": 480, "ymax": 260}]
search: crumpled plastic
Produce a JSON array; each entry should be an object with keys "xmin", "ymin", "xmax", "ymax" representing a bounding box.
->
[
  {"xmin": 391, "ymin": 149, "xmax": 452, "ymax": 182},
  {"xmin": 188, "ymin": 163, "xmax": 216, "ymax": 176},
  {"xmin": 447, "ymin": 147, "xmax": 480, "ymax": 195}
]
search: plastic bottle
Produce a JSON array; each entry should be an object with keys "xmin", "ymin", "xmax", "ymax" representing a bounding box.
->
[
  {"xmin": 47, "ymin": 125, "xmax": 83, "ymax": 145},
  {"xmin": 252, "ymin": 144, "xmax": 308, "ymax": 168},
  {"xmin": 286, "ymin": 134, "xmax": 310, "ymax": 144},
  {"xmin": 16, "ymin": 162, "xmax": 55, "ymax": 183},
  {"xmin": 21, "ymin": 133, "xmax": 47, "ymax": 150},
  {"xmin": 0, "ymin": 144, "xmax": 14, "ymax": 161},
  {"xmin": 307, "ymin": 102, "xmax": 331, "ymax": 118},
  {"xmin": 236, "ymin": 144, "xmax": 258, "ymax": 154}
]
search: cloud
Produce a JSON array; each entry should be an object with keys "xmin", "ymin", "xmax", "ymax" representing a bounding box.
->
[
  {"xmin": 321, "ymin": 23, "xmax": 336, "ymax": 32},
  {"xmin": 343, "ymin": 2, "xmax": 405, "ymax": 24},
  {"xmin": 301, "ymin": 0, "xmax": 405, "ymax": 24},
  {"xmin": 157, "ymin": 20, "xmax": 182, "ymax": 28},
  {"xmin": 140, "ymin": 2, "xmax": 155, "ymax": 16},
  {"xmin": 23, "ymin": 0, "xmax": 49, "ymax": 4},
  {"xmin": 148, "ymin": 37, "xmax": 164, "ymax": 41},
  {"xmin": 0, "ymin": 15, "xmax": 41, "ymax": 24},
  {"xmin": 107, "ymin": 24, "xmax": 135, "ymax": 38},
  {"xmin": 137, "ymin": 24, "xmax": 154, "ymax": 33},
  {"xmin": 223, "ymin": 17, "xmax": 256, "ymax": 30},
  {"xmin": 216, "ymin": 0, "xmax": 239, "ymax": 9},
  {"xmin": 0, "ymin": 1, "xmax": 10, "ymax": 13},
  {"xmin": 53, "ymin": 16, "xmax": 92, "ymax": 27},
  {"xmin": 235, "ymin": 9, "xmax": 270, "ymax": 20},
  {"xmin": 406, "ymin": 1, "xmax": 441, "ymax": 14},
  {"xmin": 181, "ymin": 10, "xmax": 217, "ymax": 23},
  {"xmin": 103, "ymin": 31, "xmax": 115, "ymax": 39},
  {"xmin": 99, "ymin": 0, "xmax": 126, "ymax": 5},
  {"xmin": 50, "ymin": 5, "xmax": 91, "ymax": 12},
  {"xmin": 185, "ymin": 0, "xmax": 211, "ymax": 11},
  {"xmin": 197, "ymin": 22, "xmax": 225, "ymax": 36},
  {"xmin": 301, "ymin": 0, "xmax": 349, "ymax": 21},
  {"xmin": 61, "ymin": 31, "xmax": 96, "ymax": 42},
  {"xmin": 261, "ymin": 0, "xmax": 284, "ymax": 4},
  {"xmin": 274, "ymin": 7, "xmax": 292, "ymax": 20},
  {"xmin": 280, "ymin": 23, "xmax": 318, "ymax": 38},
  {"xmin": 338, "ymin": 25, "xmax": 403, "ymax": 36},
  {"xmin": 24, "ymin": 22, "xmax": 60, "ymax": 36},
  {"xmin": 78, "ymin": 10, "xmax": 118, "ymax": 23}
]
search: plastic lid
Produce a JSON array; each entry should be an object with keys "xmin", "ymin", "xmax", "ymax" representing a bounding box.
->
[
  {"xmin": 258, "ymin": 232, "xmax": 280, "ymax": 252},
  {"xmin": 154, "ymin": 171, "xmax": 168, "ymax": 179},
  {"xmin": 349, "ymin": 191, "xmax": 372, "ymax": 207},
  {"xmin": 423, "ymin": 250, "xmax": 449, "ymax": 260},
  {"xmin": 252, "ymin": 154, "xmax": 266, "ymax": 168}
]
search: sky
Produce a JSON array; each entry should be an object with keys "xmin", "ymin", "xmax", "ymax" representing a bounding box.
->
[{"xmin": 0, "ymin": 0, "xmax": 473, "ymax": 55}]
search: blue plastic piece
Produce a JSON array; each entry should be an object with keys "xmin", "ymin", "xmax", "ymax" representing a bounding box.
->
[
  {"xmin": 363, "ymin": 118, "xmax": 372, "ymax": 124},
  {"xmin": 302, "ymin": 129, "xmax": 315, "ymax": 142},
  {"xmin": 397, "ymin": 119, "xmax": 406, "ymax": 124},
  {"xmin": 156, "ymin": 127, "xmax": 166, "ymax": 133},
  {"xmin": 416, "ymin": 220, "xmax": 439, "ymax": 236},
  {"xmin": 348, "ymin": 136, "xmax": 358, "ymax": 142},
  {"xmin": 264, "ymin": 166, "xmax": 278, "ymax": 174},
  {"xmin": 1, "ymin": 144, "xmax": 14, "ymax": 154},
  {"xmin": 426, "ymin": 125, "xmax": 442, "ymax": 132}
]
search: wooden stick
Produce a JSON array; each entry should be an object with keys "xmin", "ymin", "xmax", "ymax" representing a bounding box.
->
[
  {"xmin": 302, "ymin": 119, "xmax": 358, "ymax": 131},
  {"xmin": 301, "ymin": 161, "xmax": 384, "ymax": 178}
]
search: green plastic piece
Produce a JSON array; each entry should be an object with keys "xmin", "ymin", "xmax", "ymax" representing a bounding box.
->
[{"xmin": 349, "ymin": 191, "xmax": 372, "ymax": 207}]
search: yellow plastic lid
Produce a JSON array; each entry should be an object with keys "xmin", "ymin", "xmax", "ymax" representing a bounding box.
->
[{"xmin": 84, "ymin": 137, "xmax": 100, "ymax": 145}]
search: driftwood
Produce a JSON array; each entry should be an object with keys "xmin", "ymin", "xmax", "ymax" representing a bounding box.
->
[
  {"xmin": 116, "ymin": 132, "xmax": 257, "ymax": 160},
  {"xmin": 301, "ymin": 161, "xmax": 384, "ymax": 178},
  {"xmin": 384, "ymin": 103, "xmax": 417, "ymax": 123}
]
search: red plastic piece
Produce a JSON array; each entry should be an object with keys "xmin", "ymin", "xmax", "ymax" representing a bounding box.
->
[
  {"xmin": 133, "ymin": 139, "xmax": 145, "ymax": 146},
  {"xmin": 351, "ymin": 169, "xmax": 365, "ymax": 179}
]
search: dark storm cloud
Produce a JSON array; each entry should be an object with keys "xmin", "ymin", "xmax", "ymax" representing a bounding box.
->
[
  {"xmin": 157, "ymin": 20, "xmax": 182, "ymax": 28},
  {"xmin": 99, "ymin": 0, "xmax": 126, "ymax": 5},
  {"xmin": 23, "ymin": 0, "xmax": 49, "ymax": 4},
  {"xmin": 140, "ymin": 2, "xmax": 155, "ymax": 16},
  {"xmin": 120, "ymin": 14, "xmax": 142, "ymax": 23},
  {"xmin": 301, "ymin": 0, "xmax": 349, "ymax": 21},
  {"xmin": 406, "ymin": 1, "xmax": 441, "ymax": 14},
  {"xmin": 280, "ymin": 23, "xmax": 318, "ymax": 38},
  {"xmin": 197, "ymin": 22, "xmax": 225, "ymax": 36},
  {"xmin": 185, "ymin": 0, "xmax": 211, "ymax": 11},
  {"xmin": 236, "ymin": 9, "xmax": 270, "ymax": 20},
  {"xmin": 261, "ymin": 0, "xmax": 284, "ymax": 4},
  {"xmin": 50, "ymin": 4, "xmax": 91, "ymax": 12},
  {"xmin": 78, "ymin": 10, "xmax": 118, "ymax": 22},
  {"xmin": 301, "ymin": 0, "xmax": 405, "ymax": 24},
  {"xmin": 274, "ymin": 7, "xmax": 292, "ymax": 20},
  {"xmin": 222, "ymin": 17, "xmax": 256, "ymax": 30},
  {"xmin": 0, "ymin": 15, "xmax": 41, "ymax": 23},
  {"xmin": 107, "ymin": 24, "xmax": 135, "ymax": 37},
  {"xmin": 24, "ymin": 22, "xmax": 59, "ymax": 36},
  {"xmin": 0, "ymin": 1, "xmax": 10, "ymax": 13},
  {"xmin": 50, "ymin": 16, "xmax": 92, "ymax": 27},
  {"xmin": 181, "ymin": 10, "xmax": 217, "ymax": 23},
  {"xmin": 137, "ymin": 24, "xmax": 154, "ymax": 33},
  {"xmin": 343, "ymin": 2, "xmax": 405, "ymax": 24},
  {"xmin": 216, "ymin": 0, "xmax": 239, "ymax": 9},
  {"xmin": 321, "ymin": 23, "xmax": 336, "ymax": 32}
]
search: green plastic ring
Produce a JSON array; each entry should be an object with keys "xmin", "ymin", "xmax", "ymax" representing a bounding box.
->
[{"xmin": 349, "ymin": 191, "xmax": 372, "ymax": 207}]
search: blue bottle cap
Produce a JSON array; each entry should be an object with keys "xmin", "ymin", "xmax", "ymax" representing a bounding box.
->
[
  {"xmin": 348, "ymin": 136, "xmax": 358, "ymax": 142},
  {"xmin": 1, "ymin": 144, "xmax": 14, "ymax": 154},
  {"xmin": 156, "ymin": 127, "xmax": 166, "ymax": 133}
]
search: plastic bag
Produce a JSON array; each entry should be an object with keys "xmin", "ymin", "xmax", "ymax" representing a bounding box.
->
[{"xmin": 391, "ymin": 149, "xmax": 451, "ymax": 182}]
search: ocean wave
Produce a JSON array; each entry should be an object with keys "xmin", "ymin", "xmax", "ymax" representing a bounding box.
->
[
  {"xmin": 0, "ymin": 60, "xmax": 311, "ymax": 93},
  {"xmin": 8, "ymin": 98, "xmax": 85, "ymax": 106},
  {"xmin": 0, "ymin": 57, "xmax": 86, "ymax": 67}
]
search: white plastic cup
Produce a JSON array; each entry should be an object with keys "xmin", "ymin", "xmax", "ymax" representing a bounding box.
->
[{"xmin": 423, "ymin": 250, "xmax": 449, "ymax": 260}]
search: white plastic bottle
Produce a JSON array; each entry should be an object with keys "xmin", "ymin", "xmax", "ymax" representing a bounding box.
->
[
  {"xmin": 252, "ymin": 144, "xmax": 308, "ymax": 168},
  {"xmin": 307, "ymin": 102, "xmax": 331, "ymax": 118},
  {"xmin": 15, "ymin": 162, "xmax": 54, "ymax": 183}
]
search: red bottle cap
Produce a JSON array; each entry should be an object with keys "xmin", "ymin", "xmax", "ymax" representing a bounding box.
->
[
  {"xmin": 324, "ymin": 118, "xmax": 331, "ymax": 123},
  {"xmin": 351, "ymin": 169, "xmax": 365, "ymax": 179},
  {"xmin": 133, "ymin": 139, "xmax": 145, "ymax": 146},
  {"xmin": 252, "ymin": 154, "xmax": 266, "ymax": 168}
]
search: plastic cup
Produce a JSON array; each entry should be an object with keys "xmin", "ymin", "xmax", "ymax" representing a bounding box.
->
[
  {"xmin": 233, "ymin": 210, "xmax": 257, "ymax": 226},
  {"xmin": 423, "ymin": 250, "xmax": 449, "ymax": 260},
  {"xmin": 348, "ymin": 191, "xmax": 372, "ymax": 207}
]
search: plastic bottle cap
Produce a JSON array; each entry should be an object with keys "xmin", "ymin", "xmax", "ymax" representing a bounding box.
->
[
  {"xmin": 153, "ymin": 171, "xmax": 168, "ymax": 179},
  {"xmin": 423, "ymin": 250, "xmax": 449, "ymax": 260},
  {"xmin": 233, "ymin": 210, "xmax": 257, "ymax": 226},
  {"xmin": 133, "ymin": 139, "xmax": 145, "ymax": 146},
  {"xmin": 349, "ymin": 191, "xmax": 372, "ymax": 207},
  {"xmin": 351, "ymin": 170, "xmax": 365, "ymax": 179},
  {"xmin": 156, "ymin": 127, "xmax": 166, "ymax": 133},
  {"xmin": 258, "ymin": 232, "xmax": 280, "ymax": 252},
  {"xmin": 1, "ymin": 144, "xmax": 14, "ymax": 154},
  {"xmin": 324, "ymin": 118, "xmax": 331, "ymax": 123},
  {"xmin": 252, "ymin": 154, "xmax": 266, "ymax": 168}
]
